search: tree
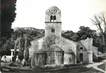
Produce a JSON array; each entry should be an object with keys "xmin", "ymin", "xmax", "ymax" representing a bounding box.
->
[
  {"xmin": 23, "ymin": 34, "xmax": 31, "ymax": 65},
  {"xmin": 91, "ymin": 14, "xmax": 106, "ymax": 53},
  {"xmin": 62, "ymin": 31, "xmax": 79, "ymax": 41},
  {"xmin": 77, "ymin": 26, "xmax": 96, "ymax": 40},
  {"xmin": 1, "ymin": 0, "xmax": 16, "ymax": 37},
  {"xmin": 0, "ymin": 0, "xmax": 17, "ymax": 71},
  {"xmin": 14, "ymin": 33, "xmax": 32, "ymax": 66},
  {"xmin": 14, "ymin": 35, "xmax": 25, "ymax": 61}
]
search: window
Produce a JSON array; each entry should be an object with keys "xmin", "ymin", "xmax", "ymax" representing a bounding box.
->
[
  {"xmin": 80, "ymin": 47, "xmax": 83, "ymax": 53},
  {"xmin": 51, "ymin": 28, "xmax": 55, "ymax": 33},
  {"xmin": 50, "ymin": 15, "xmax": 56, "ymax": 22},
  {"xmin": 50, "ymin": 15, "xmax": 53, "ymax": 21},
  {"xmin": 80, "ymin": 47, "xmax": 83, "ymax": 50},
  {"xmin": 54, "ymin": 16, "xmax": 56, "ymax": 20}
]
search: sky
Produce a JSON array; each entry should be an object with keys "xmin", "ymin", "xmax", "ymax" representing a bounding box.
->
[{"xmin": 12, "ymin": 0, "xmax": 106, "ymax": 32}]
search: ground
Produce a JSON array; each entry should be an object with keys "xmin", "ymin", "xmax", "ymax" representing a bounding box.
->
[
  {"xmin": 98, "ymin": 64, "xmax": 105, "ymax": 70},
  {"xmin": 2, "ymin": 67, "xmax": 102, "ymax": 73},
  {"xmin": 1, "ymin": 60, "xmax": 106, "ymax": 73},
  {"xmin": 98, "ymin": 61, "xmax": 106, "ymax": 71},
  {"xmin": 1, "ymin": 64, "xmax": 103, "ymax": 73}
]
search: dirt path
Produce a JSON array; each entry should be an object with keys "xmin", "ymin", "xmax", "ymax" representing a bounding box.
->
[{"xmin": 86, "ymin": 60, "xmax": 106, "ymax": 73}]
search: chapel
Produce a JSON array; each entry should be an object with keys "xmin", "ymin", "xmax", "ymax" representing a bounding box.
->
[{"xmin": 29, "ymin": 6, "xmax": 94, "ymax": 68}]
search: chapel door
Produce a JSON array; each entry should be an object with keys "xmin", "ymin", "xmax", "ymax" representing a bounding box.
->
[
  {"xmin": 79, "ymin": 47, "xmax": 83, "ymax": 64},
  {"xmin": 47, "ymin": 52, "xmax": 55, "ymax": 65}
]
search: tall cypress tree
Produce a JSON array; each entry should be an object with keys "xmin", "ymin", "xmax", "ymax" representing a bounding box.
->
[
  {"xmin": 1, "ymin": 0, "xmax": 16, "ymax": 37},
  {"xmin": 0, "ymin": 0, "xmax": 17, "ymax": 70}
]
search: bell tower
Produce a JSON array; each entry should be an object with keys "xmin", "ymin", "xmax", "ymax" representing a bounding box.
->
[{"xmin": 45, "ymin": 6, "xmax": 61, "ymax": 38}]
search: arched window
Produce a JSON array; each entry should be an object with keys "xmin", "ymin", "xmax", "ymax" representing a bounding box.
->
[
  {"xmin": 54, "ymin": 16, "xmax": 56, "ymax": 20},
  {"xmin": 80, "ymin": 47, "xmax": 83, "ymax": 53},
  {"xmin": 50, "ymin": 15, "xmax": 53, "ymax": 21},
  {"xmin": 80, "ymin": 47, "xmax": 83, "ymax": 50},
  {"xmin": 50, "ymin": 15, "xmax": 56, "ymax": 22}
]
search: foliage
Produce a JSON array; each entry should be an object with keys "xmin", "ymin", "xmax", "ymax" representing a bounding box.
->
[
  {"xmin": 62, "ymin": 31, "xmax": 79, "ymax": 41},
  {"xmin": 1, "ymin": 0, "xmax": 16, "ymax": 37},
  {"xmin": 0, "ymin": 27, "xmax": 44, "ymax": 56},
  {"xmin": 77, "ymin": 26, "xmax": 96, "ymax": 40},
  {"xmin": 14, "ymin": 27, "xmax": 44, "ymax": 40},
  {"xmin": 91, "ymin": 13, "xmax": 106, "ymax": 52},
  {"xmin": 13, "ymin": 27, "xmax": 44, "ymax": 63},
  {"xmin": 91, "ymin": 14, "xmax": 106, "ymax": 34},
  {"xmin": 62, "ymin": 26, "xmax": 96, "ymax": 41},
  {"xmin": 0, "ymin": 0, "xmax": 17, "ymax": 57},
  {"xmin": 0, "ymin": 37, "xmax": 12, "ymax": 56}
]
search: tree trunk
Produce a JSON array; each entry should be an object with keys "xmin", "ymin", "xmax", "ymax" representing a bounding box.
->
[
  {"xmin": 102, "ymin": 34, "xmax": 106, "ymax": 53},
  {"xmin": 0, "ymin": 56, "xmax": 2, "ymax": 72}
]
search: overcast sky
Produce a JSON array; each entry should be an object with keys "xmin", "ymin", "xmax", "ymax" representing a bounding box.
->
[{"xmin": 12, "ymin": 0, "xmax": 106, "ymax": 32}]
